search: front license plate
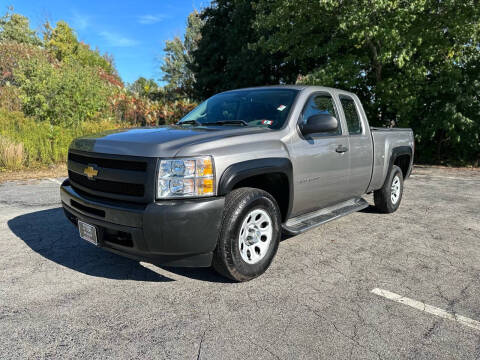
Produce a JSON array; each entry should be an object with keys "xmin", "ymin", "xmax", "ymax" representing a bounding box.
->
[{"xmin": 78, "ymin": 221, "xmax": 98, "ymax": 245}]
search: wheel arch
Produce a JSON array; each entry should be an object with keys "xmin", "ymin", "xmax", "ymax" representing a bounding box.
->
[
  {"xmin": 389, "ymin": 146, "xmax": 413, "ymax": 180},
  {"xmin": 217, "ymin": 158, "xmax": 293, "ymax": 222}
]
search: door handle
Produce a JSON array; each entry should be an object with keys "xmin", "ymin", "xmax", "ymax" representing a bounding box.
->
[{"xmin": 335, "ymin": 145, "xmax": 349, "ymax": 153}]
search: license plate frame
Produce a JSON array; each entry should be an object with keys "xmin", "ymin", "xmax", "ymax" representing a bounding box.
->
[{"xmin": 78, "ymin": 220, "xmax": 98, "ymax": 245}]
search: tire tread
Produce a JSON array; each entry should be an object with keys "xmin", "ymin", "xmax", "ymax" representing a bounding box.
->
[
  {"xmin": 212, "ymin": 187, "xmax": 280, "ymax": 282},
  {"xmin": 373, "ymin": 165, "xmax": 403, "ymax": 213}
]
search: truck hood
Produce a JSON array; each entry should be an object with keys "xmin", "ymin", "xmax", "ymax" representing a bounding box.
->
[{"xmin": 70, "ymin": 125, "xmax": 273, "ymax": 157}]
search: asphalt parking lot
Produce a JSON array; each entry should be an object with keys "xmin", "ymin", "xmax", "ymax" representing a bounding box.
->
[{"xmin": 1, "ymin": 167, "xmax": 479, "ymax": 359}]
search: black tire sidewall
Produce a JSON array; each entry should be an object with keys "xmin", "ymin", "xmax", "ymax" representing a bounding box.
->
[
  {"xmin": 385, "ymin": 166, "xmax": 404, "ymax": 212},
  {"xmin": 219, "ymin": 189, "xmax": 281, "ymax": 280}
]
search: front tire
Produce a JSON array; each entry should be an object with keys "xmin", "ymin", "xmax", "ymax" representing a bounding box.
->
[
  {"xmin": 373, "ymin": 165, "xmax": 404, "ymax": 213},
  {"xmin": 213, "ymin": 188, "xmax": 281, "ymax": 282}
]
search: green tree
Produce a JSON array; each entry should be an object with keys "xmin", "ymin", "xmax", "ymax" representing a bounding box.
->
[
  {"xmin": 254, "ymin": 0, "xmax": 480, "ymax": 164},
  {"xmin": 128, "ymin": 77, "xmax": 159, "ymax": 99},
  {"xmin": 43, "ymin": 20, "xmax": 77, "ymax": 61},
  {"xmin": 191, "ymin": 0, "xmax": 296, "ymax": 99},
  {"xmin": 161, "ymin": 11, "xmax": 204, "ymax": 98},
  {"xmin": 43, "ymin": 20, "xmax": 115, "ymax": 74},
  {"xmin": 0, "ymin": 7, "xmax": 41, "ymax": 45}
]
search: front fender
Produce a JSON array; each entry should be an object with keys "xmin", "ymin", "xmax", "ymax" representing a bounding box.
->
[{"xmin": 217, "ymin": 158, "xmax": 293, "ymax": 219}]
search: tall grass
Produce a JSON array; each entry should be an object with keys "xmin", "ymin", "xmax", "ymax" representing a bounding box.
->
[
  {"xmin": 0, "ymin": 108, "xmax": 122, "ymax": 169},
  {"xmin": 0, "ymin": 136, "xmax": 24, "ymax": 170}
]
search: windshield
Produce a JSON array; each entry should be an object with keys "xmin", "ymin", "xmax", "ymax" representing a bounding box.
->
[{"xmin": 179, "ymin": 89, "xmax": 299, "ymax": 129}]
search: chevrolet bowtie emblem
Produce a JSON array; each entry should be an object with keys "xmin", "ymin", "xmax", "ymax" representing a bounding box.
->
[{"xmin": 83, "ymin": 166, "xmax": 98, "ymax": 180}]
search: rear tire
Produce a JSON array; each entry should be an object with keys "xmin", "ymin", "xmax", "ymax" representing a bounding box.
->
[
  {"xmin": 374, "ymin": 165, "xmax": 404, "ymax": 213},
  {"xmin": 212, "ymin": 188, "xmax": 281, "ymax": 282}
]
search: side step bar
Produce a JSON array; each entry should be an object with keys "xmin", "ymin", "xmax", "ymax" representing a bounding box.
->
[{"xmin": 282, "ymin": 197, "xmax": 369, "ymax": 235}]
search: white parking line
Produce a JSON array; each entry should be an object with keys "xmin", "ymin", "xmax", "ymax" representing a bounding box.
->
[
  {"xmin": 48, "ymin": 178, "xmax": 62, "ymax": 185},
  {"xmin": 371, "ymin": 288, "xmax": 480, "ymax": 331}
]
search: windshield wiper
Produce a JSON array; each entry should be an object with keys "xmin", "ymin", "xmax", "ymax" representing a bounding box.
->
[
  {"xmin": 177, "ymin": 119, "xmax": 202, "ymax": 126},
  {"xmin": 203, "ymin": 120, "xmax": 248, "ymax": 127}
]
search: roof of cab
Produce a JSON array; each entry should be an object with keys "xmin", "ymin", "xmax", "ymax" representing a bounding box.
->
[
  {"xmin": 219, "ymin": 85, "xmax": 355, "ymax": 96},
  {"xmin": 220, "ymin": 85, "xmax": 305, "ymax": 93}
]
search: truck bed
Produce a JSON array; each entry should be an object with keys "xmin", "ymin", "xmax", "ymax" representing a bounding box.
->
[{"xmin": 370, "ymin": 127, "xmax": 413, "ymax": 132}]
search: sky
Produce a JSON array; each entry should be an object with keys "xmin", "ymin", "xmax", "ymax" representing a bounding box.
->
[{"xmin": 6, "ymin": 0, "xmax": 210, "ymax": 84}]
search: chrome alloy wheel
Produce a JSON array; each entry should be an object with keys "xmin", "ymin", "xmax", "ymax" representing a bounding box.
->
[
  {"xmin": 391, "ymin": 175, "xmax": 401, "ymax": 204},
  {"xmin": 238, "ymin": 209, "xmax": 273, "ymax": 264}
]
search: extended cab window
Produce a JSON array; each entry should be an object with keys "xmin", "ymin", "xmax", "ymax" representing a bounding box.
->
[
  {"xmin": 301, "ymin": 94, "xmax": 341, "ymax": 135},
  {"xmin": 340, "ymin": 96, "xmax": 362, "ymax": 135}
]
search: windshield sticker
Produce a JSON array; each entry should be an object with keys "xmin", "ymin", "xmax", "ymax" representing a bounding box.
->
[
  {"xmin": 261, "ymin": 120, "xmax": 273, "ymax": 126},
  {"xmin": 277, "ymin": 105, "xmax": 287, "ymax": 111}
]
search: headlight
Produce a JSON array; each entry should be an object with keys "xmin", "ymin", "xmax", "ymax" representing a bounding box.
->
[{"xmin": 157, "ymin": 156, "xmax": 215, "ymax": 198}]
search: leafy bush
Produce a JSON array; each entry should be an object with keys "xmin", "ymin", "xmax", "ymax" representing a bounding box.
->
[
  {"xmin": 14, "ymin": 56, "xmax": 113, "ymax": 128},
  {"xmin": 0, "ymin": 83, "xmax": 21, "ymax": 111},
  {"xmin": 0, "ymin": 41, "xmax": 52, "ymax": 86},
  {"xmin": 110, "ymin": 88, "xmax": 197, "ymax": 126},
  {"xmin": 158, "ymin": 99, "xmax": 197, "ymax": 125},
  {"xmin": 110, "ymin": 89, "xmax": 160, "ymax": 126},
  {"xmin": 0, "ymin": 9, "xmax": 41, "ymax": 45}
]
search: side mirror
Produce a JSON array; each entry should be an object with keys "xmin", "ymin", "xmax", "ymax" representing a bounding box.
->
[{"xmin": 300, "ymin": 113, "xmax": 338, "ymax": 136}]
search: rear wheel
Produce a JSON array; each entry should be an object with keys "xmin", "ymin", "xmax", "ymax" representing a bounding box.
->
[
  {"xmin": 213, "ymin": 188, "xmax": 281, "ymax": 282},
  {"xmin": 374, "ymin": 165, "xmax": 404, "ymax": 213}
]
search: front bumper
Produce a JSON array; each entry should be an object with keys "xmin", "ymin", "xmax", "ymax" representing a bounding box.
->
[{"xmin": 60, "ymin": 180, "xmax": 225, "ymax": 267}]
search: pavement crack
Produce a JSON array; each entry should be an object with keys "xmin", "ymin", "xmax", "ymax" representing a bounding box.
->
[
  {"xmin": 423, "ymin": 321, "xmax": 440, "ymax": 339},
  {"xmin": 435, "ymin": 281, "xmax": 473, "ymax": 316},
  {"xmin": 195, "ymin": 307, "xmax": 212, "ymax": 360},
  {"xmin": 196, "ymin": 329, "xmax": 206, "ymax": 360},
  {"xmin": 303, "ymin": 302, "xmax": 384, "ymax": 360},
  {"xmin": 247, "ymin": 337, "xmax": 282, "ymax": 360}
]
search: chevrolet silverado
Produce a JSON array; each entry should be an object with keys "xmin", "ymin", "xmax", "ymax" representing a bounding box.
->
[{"xmin": 61, "ymin": 86, "xmax": 414, "ymax": 281}]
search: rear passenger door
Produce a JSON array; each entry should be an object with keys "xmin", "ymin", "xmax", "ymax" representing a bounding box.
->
[{"xmin": 338, "ymin": 93, "xmax": 373, "ymax": 197}]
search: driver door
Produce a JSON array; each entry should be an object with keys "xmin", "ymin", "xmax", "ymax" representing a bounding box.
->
[{"xmin": 289, "ymin": 91, "xmax": 350, "ymax": 215}]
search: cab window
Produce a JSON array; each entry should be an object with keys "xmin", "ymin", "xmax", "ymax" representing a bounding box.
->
[
  {"xmin": 301, "ymin": 94, "xmax": 341, "ymax": 136},
  {"xmin": 340, "ymin": 96, "xmax": 362, "ymax": 135}
]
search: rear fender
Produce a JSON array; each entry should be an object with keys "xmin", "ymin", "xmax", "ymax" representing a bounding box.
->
[{"xmin": 385, "ymin": 146, "xmax": 413, "ymax": 184}]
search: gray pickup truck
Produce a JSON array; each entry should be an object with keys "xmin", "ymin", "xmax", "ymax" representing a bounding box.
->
[{"xmin": 61, "ymin": 86, "xmax": 414, "ymax": 281}]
